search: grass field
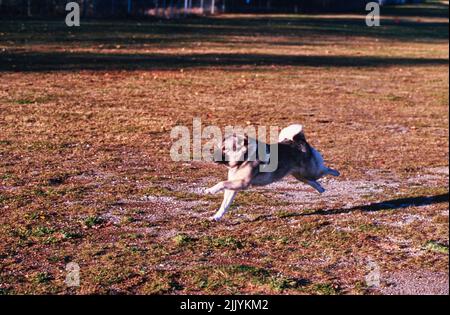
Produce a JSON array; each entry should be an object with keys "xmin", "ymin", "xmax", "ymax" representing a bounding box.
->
[{"xmin": 0, "ymin": 1, "xmax": 448, "ymax": 294}]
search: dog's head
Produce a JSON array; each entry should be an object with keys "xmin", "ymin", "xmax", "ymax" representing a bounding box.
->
[
  {"xmin": 215, "ymin": 133, "xmax": 258, "ymax": 168},
  {"xmin": 279, "ymin": 124, "xmax": 340, "ymax": 179}
]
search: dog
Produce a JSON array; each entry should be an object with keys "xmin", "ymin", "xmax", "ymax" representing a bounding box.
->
[{"xmin": 205, "ymin": 124, "xmax": 340, "ymax": 221}]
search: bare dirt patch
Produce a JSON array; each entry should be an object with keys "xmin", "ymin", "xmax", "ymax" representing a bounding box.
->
[{"xmin": 380, "ymin": 270, "xmax": 449, "ymax": 295}]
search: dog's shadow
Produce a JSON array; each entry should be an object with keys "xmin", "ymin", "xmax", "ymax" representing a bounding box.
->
[{"xmin": 302, "ymin": 193, "xmax": 449, "ymax": 217}]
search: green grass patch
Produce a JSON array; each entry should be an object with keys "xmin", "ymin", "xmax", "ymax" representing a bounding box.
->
[
  {"xmin": 204, "ymin": 236, "xmax": 244, "ymax": 249},
  {"xmin": 424, "ymin": 241, "xmax": 449, "ymax": 254},
  {"xmin": 14, "ymin": 98, "xmax": 35, "ymax": 105},
  {"xmin": 275, "ymin": 210, "xmax": 300, "ymax": 219},
  {"xmin": 32, "ymin": 226, "xmax": 55, "ymax": 237},
  {"xmin": 190, "ymin": 264, "xmax": 306, "ymax": 293},
  {"xmin": 83, "ymin": 216, "xmax": 104, "ymax": 228},
  {"xmin": 312, "ymin": 283, "xmax": 341, "ymax": 295},
  {"xmin": 61, "ymin": 230, "xmax": 83, "ymax": 240},
  {"xmin": 34, "ymin": 272, "xmax": 53, "ymax": 284},
  {"xmin": 173, "ymin": 234, "xmax": 196, "ymax": 246}
]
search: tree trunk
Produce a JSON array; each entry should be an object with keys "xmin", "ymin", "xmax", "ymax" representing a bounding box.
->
[
  {"xmin": 93, "ymin": 0, "xmax": 97, "ymax": 16},
  {"xmin": 128, "ymin": 0, "xmax": 132, "ymax": 15},
  {"xmin": 154, "ymin": 0, "xmax": 159, "ymax": 17},
  {"xmin": 82, "ymin": 0, "xmax": 87, "ymax": 18},
  {"xmin": 169, "ymin": 0, "xmax": 174, "ymax": 18}
]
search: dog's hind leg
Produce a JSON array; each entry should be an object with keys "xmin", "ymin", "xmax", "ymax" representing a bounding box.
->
[
  {"xmin": 325, "ymin": 168, "xmax": 340, "ymax": 177},
  {"xmin": 304, "ymin": 180, "xmax": 325, "ymax": 194},
  {"xmin": 210, "ymin": 190, "xmax": 238, "ymax": 221},
  {"xmin": 292, "ymin": 172, "xmax": 325, "ymax": 194}
]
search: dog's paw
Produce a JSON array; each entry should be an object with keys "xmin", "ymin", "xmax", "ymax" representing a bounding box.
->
[
  {"xmin": 209, "ymin": 215, "xmax": 222, "ymax": 222},
  {"xmin": 204, "ymin": 186, "xmax": 220, "ymax": 195},
  {"xmin": 317, "ymin": 187, "xmax": 326, "ymax": 194}
]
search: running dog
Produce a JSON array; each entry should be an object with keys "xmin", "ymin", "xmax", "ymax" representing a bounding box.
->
[{"xmin": 205, "ymin": 124, "xmax": 340, "ymax": 221}]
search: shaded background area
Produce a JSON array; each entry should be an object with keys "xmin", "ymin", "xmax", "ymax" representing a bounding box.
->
[
  {"xmin": 0, "ymin": 1, "xmax": 448, "ymax": 71},
  {"xmin": 0, "ymin": 0, "xmax": 430, "ymax": 18},
  {"xmin": 1, "ymin": 51, "xmax": 448, "ymax": 72}
]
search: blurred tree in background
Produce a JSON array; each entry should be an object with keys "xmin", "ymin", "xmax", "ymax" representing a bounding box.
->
[{"xmin": 0, "ymin": 0, "xmax": 421, "ymax": 18}]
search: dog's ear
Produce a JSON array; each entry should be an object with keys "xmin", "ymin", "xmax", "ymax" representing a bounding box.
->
[
  {"xmin": 292, "ymin": 130, "xmax": 308, "ymax": 153},
  {"xmin": 293, "ymin": 130, "xmax": 306, "ymax": 143},
  {"xmin": 279, "ymin": 124, "xmax": 304, "ymax": 143}
]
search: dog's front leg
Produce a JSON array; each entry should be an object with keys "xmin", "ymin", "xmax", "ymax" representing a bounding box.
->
[
  {"xmin": 205, "ymin": 182, "xmax": 225, "ymax": 195},
  {"xmin": 206, "ymin": 179, "xmax": 250, "ymax": 220},
  {"xmin": 210, "ymin": 190, "xmax": 238, "ymax": 221},
  {"xmin": 207, "ymin": 167, "xmax": 253, "ymax": 220},
  {"xmin": 205, "ymin": 178, "xmax": 251, "ymax": 195}
]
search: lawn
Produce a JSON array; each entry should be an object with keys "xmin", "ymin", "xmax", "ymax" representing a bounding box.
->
[{"xmin": 0, "ymin": 1, "xmax": 448, "ymax": 294}]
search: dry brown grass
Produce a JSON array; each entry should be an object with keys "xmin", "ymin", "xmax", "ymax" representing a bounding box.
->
[{"xmin": 0, "ymin": 1, "xmax": 448, "ymax": 294}]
